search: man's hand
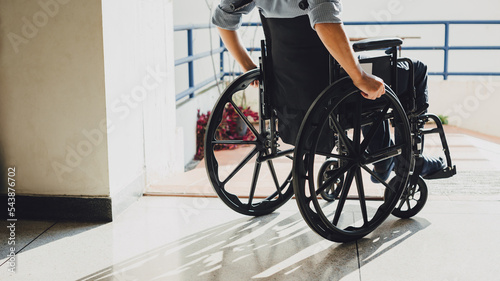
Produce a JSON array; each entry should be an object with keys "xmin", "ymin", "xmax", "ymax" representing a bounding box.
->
[
  {"xmin": 243, "ymin": 64, "xmax": 259, "ymax": 88},
  {"xmin": 352, "ymin": 71, "xmax": 385, "ymax": 100},
  {"xmin": 315, "ymin": 23, "xmax": 386, "ymax": 100}
]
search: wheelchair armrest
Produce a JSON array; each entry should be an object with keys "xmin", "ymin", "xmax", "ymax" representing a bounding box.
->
[{"xmin": 352, "ymin": 37, "xmax": 403, "ymax": 52}]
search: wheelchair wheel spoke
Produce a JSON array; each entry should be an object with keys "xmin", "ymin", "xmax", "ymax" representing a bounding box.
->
[
  {"xmin": 212, "ymin": 140, "xmax": 259, "ymax": 145},
  {"xmin": 396, "ymin": 197, "xmax": 406, "ymax": 210},
  {"xmin": 266, "ymin": 160, "xmax": 282, "ymax": 197},
  {"xmin": 314, "ymin": 151, "xmax": 352, "ymax": 161},
  {"xmin": 360, "ymin": 104, "xmax": 390, "ymax": 152},
  {"xmin": 247, "ymin": 157, "xmax": 262, "ymax": 207},
  {"xmin": 315, "ymin": 162, "xmax": 352, "ymax": 196},
  {"xmin": 354, "ymin": 167, "xmax": 368, "ymax": 225},
  {"xmin": 266, "ymin": 172, "xmax": 293, "ymax": 201},
  {"xmin": 360, "ymin": 164, "xmax": 393, "ymax": 190},
  {"xmin": 404, "ymin": 198, "xmax": 412, "ymax": 210},
  {"xmin": 353, "ymin": 95, "xmax": 362, "ymax": 151},
  {"xmin": 395, "ymin": 196, "xmax": 411, "ymax": 211},
  {"xmin": 409, "ymin": 186, "xmax": 416, "ymax": 197},
  {"xmin": 332, "ymin": 167, "xmax": 355, "ymax": 226},
  {"xmin": 363, "ymin": 144, "xmax": 406, "ymax": 166},
  {"xmin": 229, "ymin": 100, "xmax": 260, "ymax": 138},
  {"xmin": 329, "ymin": 116, "xmax": 354, "ymax": 153},
  {"xmin": 222, "ymin": 147, "xmax": 259, "ymax": 185}
]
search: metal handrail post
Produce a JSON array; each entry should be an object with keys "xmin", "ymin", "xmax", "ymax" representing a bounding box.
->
[
  {"xmin": 187, "ymin": 29, "xmax": 194, "ymax": 98},
  {"xmin": 443, "ymin": 22, "xmax": 450, "ymax": 80},
  {"xmin": 220, "ymin": 38, "xmax": 225, "ymax": 80}
]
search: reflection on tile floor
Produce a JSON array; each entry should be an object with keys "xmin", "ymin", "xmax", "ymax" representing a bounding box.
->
[{"xmin": 1, "ymin": 197, "xmax": 500, "ymax": 281}]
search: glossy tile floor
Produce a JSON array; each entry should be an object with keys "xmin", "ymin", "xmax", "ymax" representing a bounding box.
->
[
  {"xmin": 1, "ymin": 197, "xmax": 500, "ymax": 281},
  {"xmin": 1, "ymin": 129, "xmax": 500, "ymax": 281}
]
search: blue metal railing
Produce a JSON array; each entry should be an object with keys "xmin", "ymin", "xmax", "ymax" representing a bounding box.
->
[
  {"xmin": 174, "ymin": 20, "xmax": 500, "ymax": 101},
  {"xmin": 343, "ymin": 20, "xmax": 500, "ymax": 79},
  {"xmin": 174, "ymin": 24, "xmax": 225, "ymax": 101}
]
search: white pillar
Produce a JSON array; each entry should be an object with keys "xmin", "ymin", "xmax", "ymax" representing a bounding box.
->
[
  {"xmin": 0, "ymin": 0, "xmax": 110, "ymax": 197},
  {"xmin": 0, "ymin": 0, "xmax": 181, "ymax": 220}
]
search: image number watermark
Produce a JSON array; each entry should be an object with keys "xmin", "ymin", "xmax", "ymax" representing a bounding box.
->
[{"xmin": 6, "ymin": 167, "xmax": 17, "ymax": 273}]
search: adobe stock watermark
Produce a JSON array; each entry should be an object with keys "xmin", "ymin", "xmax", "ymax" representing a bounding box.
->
[
  {"xmin": 177, "ymin": 162, "xmax": 259, "ymax": 223},
  {"xmin": 7, "ymin": 0, "xmax": 72, "ymax": 54},
  {"xmin": 416, "ymin": 77, "xmax": 499, "ymax": 157},
  {"xmin": 51, "ymin": 65, "xmax": 168, "ymax": 182},
  {"xmin": 179, "ymin": 195, "xmax": 211, "ymax": 224},
  {"xmin": 349, "ymin": 0, "xmax": 414, "ymax": 38},
  {"xmin": 441, "ymin": 77, "xmax": 500, "ymax": 127}
]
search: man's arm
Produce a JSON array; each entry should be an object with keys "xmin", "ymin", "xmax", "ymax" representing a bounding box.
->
[
  {"xmin": 315, "ymin": 23, "xmax": 385, "ymax": 100},
  {"xmin": 217, "ymin": 27, "xmax": 257, "ymax": 72}
]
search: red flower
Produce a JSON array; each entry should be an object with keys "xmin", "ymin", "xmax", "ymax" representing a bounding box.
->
[{"xmin": 194, "ymin": 105, "xmax": 259, "ymax": 160}]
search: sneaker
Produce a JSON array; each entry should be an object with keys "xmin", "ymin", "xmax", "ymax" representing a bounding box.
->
[
  {"xmin": 420, "ymin": 155, "xmax": 445, "ymax": 177},
  {"xmin": 371, "ymin": 158, "xmax": 396, "ymax": 183}
]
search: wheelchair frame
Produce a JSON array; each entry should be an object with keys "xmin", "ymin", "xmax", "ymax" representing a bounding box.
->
[{"xmin": 204, "ymin": 37, "xmax": 456, "ymax": 242}]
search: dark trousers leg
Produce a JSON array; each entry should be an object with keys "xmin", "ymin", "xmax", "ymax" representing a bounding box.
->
[
  {"xmin": 363, "ymin": 59, "xmax": 429, "ymax": 170},
  {"xmin": 362, "ymin": 120, "xmax": 394, "ymax": 170},
  {"xmin": 397, "ymin": 59, "xmax": 429, "ymax": 111}
]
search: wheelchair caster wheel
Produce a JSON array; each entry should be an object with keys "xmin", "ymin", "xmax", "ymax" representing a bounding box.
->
[
  {"xmin": 386, "ymin": 176, "xmax": 428, "ymax": 219},
  {"xmin": 317, "ymin": 159, "xmax": 344, "ymax": 202}
]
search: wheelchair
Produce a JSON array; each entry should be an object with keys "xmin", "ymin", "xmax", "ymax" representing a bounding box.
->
[{"xmin": 204, "ymin": 37, "xmax": 456, "ymax": 242}]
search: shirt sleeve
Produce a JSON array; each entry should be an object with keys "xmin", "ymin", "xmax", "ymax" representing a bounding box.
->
[
  {"xmin": 307, "ymin": 0, "xmax": 343, "ymax": 29},
  {"xmin": 212, "ymin": 0, "xmax": 256, "ymax": 30}
]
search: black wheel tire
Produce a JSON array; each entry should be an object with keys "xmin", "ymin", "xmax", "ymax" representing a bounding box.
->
[
  {"xmin": 205, "ymin": 69, "xmax": 294, "ymax": 216},
  {"xmin": 293, "ymin": 77, "xmax": 412, "ymax": 242},
  {"xmin": 386, "ymin": 176, "xmax": 428, "ymax": 219}
]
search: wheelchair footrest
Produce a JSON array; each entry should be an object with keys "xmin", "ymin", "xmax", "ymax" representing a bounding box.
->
[{"xmin": 423, "ymin": 165, "xmax": 456, "ymax": 180}]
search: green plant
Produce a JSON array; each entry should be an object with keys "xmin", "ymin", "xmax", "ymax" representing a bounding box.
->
[
  {"xmin": 438, "ymin": 114, "xmax": 449, "ymax": 125},
  {"xmin": 194, "ymin": 105, "xmax": 259, "ymax": 160}
]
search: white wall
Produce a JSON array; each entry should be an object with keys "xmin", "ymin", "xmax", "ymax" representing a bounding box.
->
[
  {"xmin": 428, "ymin": 78, "xmax": 500, "ymax": 137},
  {"xmin": 0, "ymin": 0, "xmax": 110, "ymax": 196},
  {"xmin": 341, "ymin": 0, "xmax": 500, "ymax": 21}
]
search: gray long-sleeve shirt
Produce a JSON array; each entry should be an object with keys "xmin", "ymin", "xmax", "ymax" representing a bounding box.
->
[{"xmin": 212, "ymin": 0, "xmax": 343, "ymax": 30}]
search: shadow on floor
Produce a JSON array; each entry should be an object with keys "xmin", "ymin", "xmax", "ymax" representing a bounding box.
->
[
  {"xmin": 0, "ymin": 220, "xmax": 104, "ymax": 267},
  {"xmin": 76, "ymin": 212, "xmax": 429, "ymax": 281}
]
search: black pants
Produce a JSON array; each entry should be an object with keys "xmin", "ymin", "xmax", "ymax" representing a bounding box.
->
[{"xmin": 366, "ymin": 59, "xmax": 429, "ymax": 170}]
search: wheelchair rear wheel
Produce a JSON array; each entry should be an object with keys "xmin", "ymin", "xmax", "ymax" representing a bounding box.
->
[
  {"xmin": 293, "ymin": 78, "xmax": 412, "ymax": 242},
  {"xmin": 205, "ymin": 69, "xmax": 294, "ymax": 216}
]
